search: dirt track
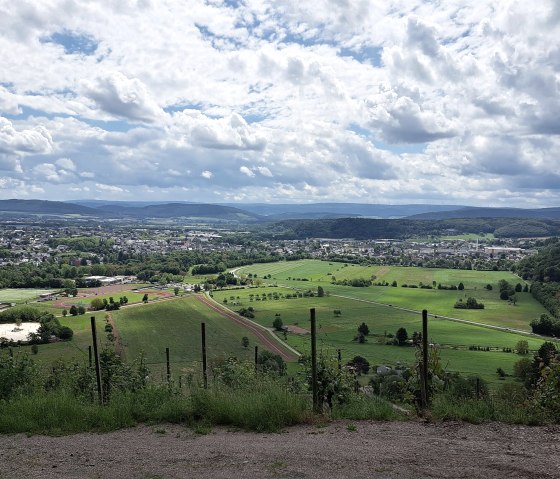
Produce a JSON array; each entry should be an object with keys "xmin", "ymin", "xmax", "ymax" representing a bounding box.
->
[
  {"xmin": 196, "ymin": 294, "xmax": 299, "ymax": 362},
  {"xmin": 1, "ymin": 421, "xmax": 559, "ymax": 478}
]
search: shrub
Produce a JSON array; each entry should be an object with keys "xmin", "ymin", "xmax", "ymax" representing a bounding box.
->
[
  {"xmin": 91, "ymin": 298, "xmax": 105, "ymax": 311},
  {"xmin": 58, "ymin": 326, "xmax": 74, "ymax": 340}
]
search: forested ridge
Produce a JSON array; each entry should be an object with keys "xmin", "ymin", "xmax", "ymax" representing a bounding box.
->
[
  {"xmin": 515, "ymin": 240, "xmax": 560, "ymax": 336},
  {"xmin": 257, "ymin": 217, "xmax": 560, "ymax": 239}
]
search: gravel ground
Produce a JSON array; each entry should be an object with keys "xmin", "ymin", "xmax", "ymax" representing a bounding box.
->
[{"xmin": 1, "ymin": 421, "xmax": 560, "ymax": 479}]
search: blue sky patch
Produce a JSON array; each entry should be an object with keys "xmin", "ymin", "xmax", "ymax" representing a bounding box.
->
[
  {"xmin": 41, "ymin": 30, "xmax": 98, "ymax": 55},
  {"xmin": 340, "ymin": 46, "xmax": 383, "ymax": 66}
]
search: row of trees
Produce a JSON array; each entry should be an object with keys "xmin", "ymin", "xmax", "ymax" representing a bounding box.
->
[{"xmin": 0, "ymin": 249, "xmax": 293, "ymax": 289}]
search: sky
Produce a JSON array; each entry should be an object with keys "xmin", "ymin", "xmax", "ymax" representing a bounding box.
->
[{"xmin": 0, "ymin": 0, "xmax": 559, "ymax": 207}]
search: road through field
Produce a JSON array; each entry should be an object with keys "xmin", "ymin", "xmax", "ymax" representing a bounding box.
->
[{"xmin": 196, "ymin": 294, "xmax": 300, "ymax": 362}]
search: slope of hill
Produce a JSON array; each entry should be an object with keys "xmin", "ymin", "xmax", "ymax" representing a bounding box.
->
[
  {"xmin": 408, "ymin": 207, "xmax": 560, "ymax": 220},
  {"xmin": 0, "ymin": 199, "xmax": 100, "ymax": 216},
  {"xmin": 98, "ymin": 202, "xmax": 264, "ymax": 221},
  {"xmin": 0, "ymin": 199, "xmax": 263, "ymax": 222},
  {"xmin": 221, "ymin": 202, "xmax": 464, "ymax": 218},
  {"xmin": 258, "ymin": 217, "xmax": 560, "ymax": 239}
]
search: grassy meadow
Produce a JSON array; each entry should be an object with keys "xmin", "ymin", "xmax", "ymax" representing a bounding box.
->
[
  {"xmin": 111, "ymin": 296, "xmax": 266, "ymax": 379},
  {"xmin": 0, "ymin": 288, "xmax": 57, "ymax": 303},
  {"xmin": 4, "ymin": 260, "xmax": 555, "ymax": 386},
  {"xmin": 237, "ymin": 261, "xmax": 548, "ymax": 331},
  {"xmin": 212, "ymin": 260, "xmax": 557, "ymax": 384}
]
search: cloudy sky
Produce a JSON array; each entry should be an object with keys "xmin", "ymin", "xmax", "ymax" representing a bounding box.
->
[{"xmin": 1, "ymin": 0, "xmax": 559, "ymax": 206}]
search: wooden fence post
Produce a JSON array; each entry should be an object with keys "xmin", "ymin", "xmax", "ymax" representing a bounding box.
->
[
  {"xmin": 310, "ymin": 308, "xmax": 319, "ymax": 413},
  {"xmin": 90, "ymin": 316, "xmax": 104, "ymax": 404},
  {"xmin": 337, "ymin": 349, "xmax": 342, "ymax": 370},
  {"xmin": 166, "ymin": 347, "xmax": 171, "ymax": 384},
  {"xmin": 201, "ymin": 322, "xmax": 208, "ymax": 389},
  {"xmin": 421, "ymin": 309, "xmax": 429, "ymax": 409}
]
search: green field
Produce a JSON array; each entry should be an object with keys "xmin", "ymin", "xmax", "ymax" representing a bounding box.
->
[
  {"xmin": 0, "ymin": 289, "xmax": 56, "ymax": 303},
  {"xmin": 211, "ymin": 285, "xmax": 546, "ymax": 384},
  {"xmin": 12, "ymin": 296, "xmax": 269, "ymax": 379},
  {"xmin": 7, "ymin": 260, "xmax": 554, "ymax": 386},
  {"xmin": 236, "ymin": 261, "xmax": 548, "ymax": 331},
  {"xmin": 221, "ymin": 260, "xmax": 557, "ymax": 383},
  {"xmin": 112, "ymin": 296, "xmax": 269, "ymax": 379}
]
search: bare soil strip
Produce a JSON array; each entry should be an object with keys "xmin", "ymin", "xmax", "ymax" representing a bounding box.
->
[
  {"xmin": 1, "ymin": 421, "xmax": 559, "ymax": 479},
  {"xmin": 196, "ymin": 294, "xmax": 299, "ymax": 362}
]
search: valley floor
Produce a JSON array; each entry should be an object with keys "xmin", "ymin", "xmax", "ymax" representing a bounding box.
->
[{"xmin": 1, "ymin": 420, "xmax": 559, "ymax": 479}]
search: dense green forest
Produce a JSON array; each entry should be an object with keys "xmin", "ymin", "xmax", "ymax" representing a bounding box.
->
[
  {"xmin": 255, "ymin": 217, "xmax": 560, "ymax": 240},
  {"xmin": 517, "ymin": 240, "xmax": 560, "ymax": 328}
]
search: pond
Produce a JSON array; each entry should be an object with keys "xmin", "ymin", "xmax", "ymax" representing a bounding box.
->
[{"xmin": 0, "ymin": 322, "xmax": 40, "ymax": 341}]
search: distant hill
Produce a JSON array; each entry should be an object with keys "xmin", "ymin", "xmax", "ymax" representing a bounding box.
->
[
  {"xmin": 0, "ymin": 199, "xmax": 262, "ymax": 222},
  {"xmin": 265, "ymin": 212, "xmax": 364, "ymax": 220},
  {"xmin": 70, "ymin": 200, "xmax": 195, "ymax": 208},
  {"xmin": 221, "ymin": 202, "xmax": 464, "ymax": 218},
  {"xmin": 98, "ymin": 203, "xmax": 263, "ymax": 221},
  {"xmin": 0, "ymin": 199, "xmax": 100, "ymax": 216},
  {"xmin": 408, "ymin": 207, "xmax": 560, "ymax": 220}
]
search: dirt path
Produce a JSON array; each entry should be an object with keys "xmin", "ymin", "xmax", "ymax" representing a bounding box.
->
[
  {"xmin": 196, "ymin": 294, "xmax": 299, "ymax": 362},
  {"xmin": 1, "ymin": 421, "xmax": 559, "ymax": 478}
]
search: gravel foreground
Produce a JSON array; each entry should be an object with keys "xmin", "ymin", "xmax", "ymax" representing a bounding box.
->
[{"xmin": 1, "ymin": 421, "xmax": 560, "ymax": 479}]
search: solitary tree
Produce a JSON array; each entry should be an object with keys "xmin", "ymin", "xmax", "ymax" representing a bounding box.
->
[
  {"xmin": 69, "ymin": 305, "xmax": 78, "ymax": 316},
  {"xmin": 142, "ymin": 293, "xmax": 149, "ymax": 303},
  {"xmin": 174, "ymin": 287, "xmax": 180, "ymax": 296},
  {"xmin": 396, "ymin": 327, "xmax": 408, "ymax": 346},
  {"xmin": 62, "ymin": 309, "xmax": 68, "ymax": 317},
  {"xmin": 317, "ymin": 286, "xmax": 325, "ymax": 297},
  {"xmin": 347, "ymin": 356, "xmax": 370, "ymax": 375},
  {"xmin": 241, "ymin": 336, "xmax": 249, "ymax": 348},
  {"xmin": 357, "ymin": 322, "xmax": 369, "ymax": 336},
  {"xmin": 273, "ymin": 317, "xmax": 283, "ymax": 331},
  {"xmin": 458, "ymin": 282, "xmax": 465, "ymax": 290}
]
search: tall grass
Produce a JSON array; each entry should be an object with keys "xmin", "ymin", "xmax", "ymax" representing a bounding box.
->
[
  {"xmin": 189, "ymin": 381, "xmax": 310, "ymax": 432},
  {"xmin": 331, "ymin": 395, "xmax": 404, "ymax": 421},
  {"xmin": 0, "ymin": 381, "xmax": 311, "ymax": 435},
  {"xmin": 0, "ymin": 387, "xmax": 192, "ymax": 435},
  {"xmin": 430, "ymin": 393, "xmax": 549, "ymax": 425}
]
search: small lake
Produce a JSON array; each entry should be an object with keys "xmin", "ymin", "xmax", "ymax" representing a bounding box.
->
[{"xmin": 0, "ymin": 322, "xmax": 40, "ymax": 341}]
